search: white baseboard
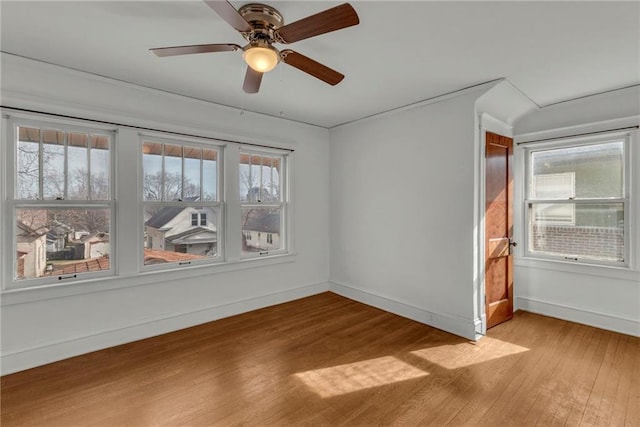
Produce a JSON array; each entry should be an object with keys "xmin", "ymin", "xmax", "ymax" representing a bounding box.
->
[
  {"xmin": 329, "ymin": 280, "xmax": 478, "ymax": 340},
  {"xmin": 516, "ymin": 297, "xmax": 640, "ymax": 337},
  {"xmin": 1, "ymin": 282, "xmax": 330, "ymax": 375}
]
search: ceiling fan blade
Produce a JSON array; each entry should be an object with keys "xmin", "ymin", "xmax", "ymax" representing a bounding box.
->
[
  {"xmin": 243, "ymin": 66, "xmax": 263, "ymax": 93},
  {"xmin": 275, "ymin": 3, "xmax": 359, "ymax": 44},
  {"xmin": 281, "ymin": 50, "xmax": 344, "ymax": 86},
  {"xmin": 203, "ymin": 0, "xmax": 252, "ymax": 33},
  {"xmin": 150, "ymin": 43, "xmax": 240, "ymax": 57}
]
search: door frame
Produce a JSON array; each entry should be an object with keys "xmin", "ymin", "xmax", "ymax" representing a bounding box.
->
[{"xmin": 475, "ymin": 113, "xmax": 517, "ymax": 338}]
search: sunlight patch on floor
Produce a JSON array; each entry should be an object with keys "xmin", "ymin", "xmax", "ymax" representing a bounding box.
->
[
  {"xmin": 294, "ymin": 356, "xmax": 429, "ymax": 398},
  {"xmin": 411, "ymin": 336, "xmax": 529, "ymax": 370}
]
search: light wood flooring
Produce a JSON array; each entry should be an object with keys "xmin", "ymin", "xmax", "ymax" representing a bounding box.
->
[{"xmin": 1, "ymin": 292, "xmax": 638, "ymax": 426}]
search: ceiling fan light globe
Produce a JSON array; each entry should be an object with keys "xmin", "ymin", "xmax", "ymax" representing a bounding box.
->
[{"xmin": 243, "ymin": 47, "xmax": 279, "ymax": 73}]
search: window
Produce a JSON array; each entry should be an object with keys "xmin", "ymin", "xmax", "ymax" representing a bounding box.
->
[
  {"xmin": 9, "ymin": 119, "xmax": 114, "ymax": 285},
  {"xmin": 2, "ymin": 111, "xmax": 293, "ymax": 294},
  {"xmin": 142, "ymin": 138, "xmax": 222, "ymax": 267},
  {"xmin": 240, "ymin": 149, "xmax": 287, "ymax": 256},
  {"xmin": 525, "ymin": 136, "xmax": 628, "ymax": 265},
  {"xmin": 190, "ymin": 213, "xmax": 207, "ymax": 226}
]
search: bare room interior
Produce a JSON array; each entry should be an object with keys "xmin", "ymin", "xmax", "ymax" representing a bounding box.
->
[{"xmin": 1, "ymin": 1, "xmax": 639, "ymax": 425}]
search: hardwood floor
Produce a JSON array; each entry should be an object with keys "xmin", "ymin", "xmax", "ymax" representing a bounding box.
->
[{"xmin": 1, "ymin": 292, "xmax": 638, "ymax": 426}]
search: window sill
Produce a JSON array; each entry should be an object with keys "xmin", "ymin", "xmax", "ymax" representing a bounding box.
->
[
  {"xmin": 514, "ymin": 256, "xmax": 640, "ymax": 282},
  {"xmin": 0, "ymin": 253, "xmax": 297, "ymax": 306}
]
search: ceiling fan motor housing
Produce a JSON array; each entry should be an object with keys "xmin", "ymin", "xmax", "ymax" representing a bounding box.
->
[{"xmin": 238, "ymin": 3, "xmax": 284, "ymax": 43}]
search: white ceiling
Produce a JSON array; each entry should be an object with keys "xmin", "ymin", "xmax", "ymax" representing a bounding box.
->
[{"xmin": 1, "ymin": 1, "xmax": 639, "ymax": 128}]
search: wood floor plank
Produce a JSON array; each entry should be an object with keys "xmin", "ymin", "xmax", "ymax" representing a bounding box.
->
[
  {"xmin": 533, "ymin": 322, "xmax": 593, "ymax": 426},
  {"xmin": 1, "ymin": 292, "xmax": 638, "ymax": 426},
  {"xmin": 624, "ymin": 336, "xmax": 640, "ymax": 426}
]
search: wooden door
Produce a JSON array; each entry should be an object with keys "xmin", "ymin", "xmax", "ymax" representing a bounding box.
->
[{"xmin": 485, "ymin": 132, "xmax": 514, "ymax": 329}]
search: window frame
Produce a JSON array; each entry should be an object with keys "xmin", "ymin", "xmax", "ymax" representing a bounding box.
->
[
  {"xmin": 140, "ymin": 134, "xmax": 224, "ymax": 271},
  {"xmin": 4, "ymin": 115, "xmax": 116, "ymax": 290},
  {"xmin": 239, "ymin": 147, "xmax": 289, "ymax": 259},
  {"xmin": 523, "ymin": 132, "xmax": 631, "ymax": 267}
]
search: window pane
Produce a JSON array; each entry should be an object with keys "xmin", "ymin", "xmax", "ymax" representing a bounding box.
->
[
  {"xmin": 183, "ymin": 146, "xmax": 201, "ymax": 200},
  {"xmin": 16, "ymin": 127, "xmax": 40, "ymax": 200},
  {"xmin": 239, "ymin": 153, "xmax": 252, "ymax": 202},
  {"xmin": 66, "ymin": 132, "xmax": 89, "ymax": 200},
  {"xmin": 16, "ymin": 207, "xmax": 110, "ymax": 280},
  {"xmin": 202, "ymin": 148, "xmax": 217, "ymax": 201},
  {"xmin": 270, "ymin": 158, "xmax": 281, "ymax": 202},
  {"xmin": 240, "ymin": 153, "xmax": 281, "ymax": 202},
  {"xmin": 164, "ymin": 144, "xmax": 182, "ymax": 201},
  {"xmin": 144, "ymin": 206, "xmax": 218, "ymax": 265},
  {"xmin": 532, "ymin": 172, "xmax": 574, "ymax": 200},
  {"xmin": 42, "ymin": 129, "xmax": 66, "ymax": 200},
  {"xmin": 531, "ymin": 141, "xmax": 623, "ymax": 199},
  {"xmin": 529, "ymin": 202, "xmax": 623, "ymax": 262},
  {"xmin": 249, "ymin": 155, "xmax": 262, "ymax": 202},
  {"xmin": 241, "ymin": 207, "xmax": 281, "ymax": 253},
  {"xmin": 532, "ymin": 203, "xmax": 575, "ymax": 225},
  {"xmin": 90, "ymin": 135, "xmax": 110, "ymax": 200},
  {"xmin": 260, "ymin": 156, "xmax": 280, "ymax": 202},
  {"xmin": 143, "ymin": 142, "xmax": 163, "ymax": 201}
]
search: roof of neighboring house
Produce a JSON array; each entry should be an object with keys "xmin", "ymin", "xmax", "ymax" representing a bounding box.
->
[
  {"xmin": 144, "ymin": 197, "xmax": 201, "ymax": 229},
  {"xmin": 143, "ymin": 248, "xmax": 206, "ymax": 264},
  {"xmin": 145, "ymin": 206, "xmax": 185, "ymax": 229},
  {"xmin": 243, "ymin": 214, "xmax": 279, "ymax": 234},
  {"xmin": 81, "ymin": 232, "xmax": 109, "ymax": 243},
  {"xmin": 46, "ymin": 255, "xmax": 110, "ymax": 276},
  {"xmin": 167, "ymin": 227, "xmax": 216, "ymax": 245}
]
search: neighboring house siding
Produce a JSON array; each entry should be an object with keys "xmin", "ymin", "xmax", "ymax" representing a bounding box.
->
[
  {"xmin": 85, "ymin": 240, "xmax": 110, "ymax": 259},
  {"xmin": 145, "ymin": 207, "xmax": 217, "ymax": 257},
  {"xmin": 146, "ymin": 227, "xmax": 166, "ymax": 250},
  {"xmin": 16, "ymin": 235, "xmax": 46, "ymax": 279},
  {"xmin": 244, "ymin": 231, "xmax": 280, "ymax": 251}
]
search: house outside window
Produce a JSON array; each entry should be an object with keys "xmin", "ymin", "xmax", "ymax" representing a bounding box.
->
[
  {"xmin": 239, "ymin": 149, "xmax": 288, "ymax": 256},
  {"xmin": 525, "ymin": 135, "xmax": 628, "ymax": 265},
  {"xmin": 7, "ymin": 117, "xmax": 114, "ymax": 287},
  {"xmin": 532, "ymin": 172, "xmax": 576, "ymax": 225},
  {"xmin": 142, "ymin": 137, "xmax": 222, "ymax": 267}
]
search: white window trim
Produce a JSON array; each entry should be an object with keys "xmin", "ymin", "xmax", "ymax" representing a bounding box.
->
[
  {"xmin": 3, "ymin": 114, "xmax": 117, "ymax": 290},
  {"xmin": 519, "ymin": 128, "xmax": 637, "ymax": 271}
]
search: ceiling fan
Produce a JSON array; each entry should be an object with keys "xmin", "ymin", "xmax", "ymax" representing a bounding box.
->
[{"xmin": 150, "ymin": 1, "xmax": 360, "ymax": 94}]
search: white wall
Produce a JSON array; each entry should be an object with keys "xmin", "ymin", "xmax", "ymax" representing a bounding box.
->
[
  {"xmin": 0, "ymin": 54, "xmax": 331, "ymax": 374},
  {"xmin": 513, "ymin": 86, "xmax": 640, "ymax": 337},
  {"xmin": 329, "ymin": 87, "xmax": 493, "ymax": 339}
]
